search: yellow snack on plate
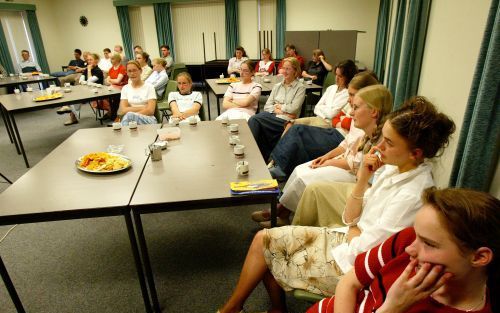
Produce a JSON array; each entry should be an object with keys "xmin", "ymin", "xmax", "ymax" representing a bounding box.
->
[{"xmin": 78, "ymin": 152, "xmax": 129, "ymax": 172}]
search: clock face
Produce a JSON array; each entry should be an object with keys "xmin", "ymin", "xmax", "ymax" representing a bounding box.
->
[{"xmin": 79, "ymin": 16, "xmax": 88, "ymax": 27}]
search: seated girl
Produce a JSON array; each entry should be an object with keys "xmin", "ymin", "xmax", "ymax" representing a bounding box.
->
[
  {"xmin": 216, "ymin": 60, "xmax": 262, "ymax": 121},
  {"xmin": 168, "ymin": 72, "xmax": 202, "ymax": 124},
  {"xmin": 135, "ymin": 52, "xmax": 152, "ymax": 81},
  {"xmin": 266, "ymin": 71, "xmax": 379, "ymax": 180},
  {"xmin": 248, "ymin": 57, "xmax": 306, "ymax": 161},
  {"xmin": 301, "ymin": 49, "xmax": 332, "ymax": 86},
  {"xmin": 216, "ymin": 97, "xmax": 455, "ymax": 313},
  {"xmin": 145, "ymin": 58, "xmax": 169, "ymax": 98},
  {"xmin": 308, "ymin": 187, "xmax": 499, "ymax": 313},
  {"xmin": 254, "ymin": 84, "xmax": 392, "ymax": 228},
  {"xmin": 227, "ymin": 46, "xmax": 249, "ymax": 76},
  {"xmin": 95, "ymin": 53, "xmax": 128, "ymax": 121},
  {"xmin": 282, "ymin": 59, "xmax": 357, "ymax": 135},
  {"xmin": 254, "ymin": 48, "xmax": 275, "ymax": 76},
  {"xmin": 62, "ymin": 53, "xmax": 104, "ymax": 125},
  {"xmin": 119, "ymin": 61, "xmax": 157, "ymax": 126}
]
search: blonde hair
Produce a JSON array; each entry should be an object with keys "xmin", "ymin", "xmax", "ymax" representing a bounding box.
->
[
  {"xmin": 126, "ymin": 60, "xmax": 142, "ymax": 71},
  {"xmin": 176, "ymin": 72, "xmax": 193, "ymax": 84},
  {"xmin": 312, "ymin": 49, "xmax": 325, "ymax": 58},
  {"xmin": 152, "ymin": 58, "xmax": 167, "ymax": 68},
  {"xmin": 349, "ymin": 71, "xmax": 379, "ymax": 90},
  {"xmin": 110, "ymin": 53, "xmax": 122, "ymax": 62},
  {"xmin": 283, "ymin": 57, "xmax": 301, "ymax": 78}
]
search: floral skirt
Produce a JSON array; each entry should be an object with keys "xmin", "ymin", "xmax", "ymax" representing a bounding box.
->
[{"xmin": 263, "ymin": 226, "xmax": 346, "ymax": 296}]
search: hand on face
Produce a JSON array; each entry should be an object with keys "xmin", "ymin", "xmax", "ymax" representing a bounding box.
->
[
  {"xmin": 359, "ymin": 146, "xmax": 384, "ymax": 180},
  {"xmin": 380, "ymin": 259, "xmax": 453, "ymax": 313}
]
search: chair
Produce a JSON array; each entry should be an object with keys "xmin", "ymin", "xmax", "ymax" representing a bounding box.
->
[
  {"xmin": 322, "ymin": 71, "xmax": 336, "ymax": 93},
  {"xmin": 170, "ymin": 63, "xmax": 187, "ymax": 80},
  {"xmin": 293, "ymin": 289, "xmax": 326, "ymax": 303},
  {"xmin": 156, "ymin": 80, "xmax": 178, "ymax": 122}
]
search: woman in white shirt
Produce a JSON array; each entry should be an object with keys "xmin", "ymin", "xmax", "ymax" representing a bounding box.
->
[
  {"xmin": 216, "ymin": 97, "xmax": 456, "ymax": 313},
  {"xmin": 227, "ymin": 46, "xmax": 248, "ymax": 76},
  {"xmin": 254, "ymin": 48, "xmax": 275, "ymax": 76},
  {"xmin": 216, "ymin": 60, "xmax": 262, "ymax": 121},
  {"xmin": 119, "ymin": 61, "xmax": 157, "ymax": 126},
  {"xmin": 135, "ymin": 52, "xmax": 152, "ymax": 81},
  {"xmin": 145, "ymin": 58, "xmax": 169, "ymax": 98},
  {"xmin": 168, "ymin": 72, "xmax": 202, "ymax": 124}
]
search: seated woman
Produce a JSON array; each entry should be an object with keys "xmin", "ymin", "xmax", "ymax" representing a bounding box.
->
[
  {"xmin": 119, "ymin": 61, "xmax": 157, "ymax": 126},
  {"xmin": 308, "ymin": 187, "xmax": 499, "ymax": 313},
  {"xmin": 267, "ymin": 71, "xmax": 377, "ymax": 181},
  {"xmin": 216, "ymin": 97, "xmax": 455, "ymax": 313},
  {"xmin": 255, "ymin": 84, "xmax": 392, "ymax": 228},
  {"xmin": 216, "ymin": 60, "xmax": 262, "ymax": 121},
  {"xmin": 301, "ymin": 49, "xmax": 332, "ymax": 86},
  {"xmin": 61, "ymin": 53, "xmax": 104, "ymax": 125},
  {"xmin": 227, "ymin": 46, "xmax": 249, "ymax": 76},
  {"xmin": 283, "ymin": 59, "xmax": 357, "ymax": 134},
  {"xmin": 145, "ymin": 58, "xmax": 169, "ymax": 98},
  {"xmin": 95, "ymin": 53, "xmax": 128, "ymax": 121},
  {"xmin": 248, "ymin": 57, "xmax": 306, "ymax": 161},
  {"xmin": 254, "ymin": 48, "xmax": 275, "ymax": 76},
  {"xmin": 168, "ymin": 72, "xmax": 202, "ymax": 124},
  {"xmin": 135, "ymin": 52, "xmax": 152, "ymax": 81}
]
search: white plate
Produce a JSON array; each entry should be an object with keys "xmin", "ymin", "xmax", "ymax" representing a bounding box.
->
[{"xmin": 75, "ymin": 152, "xmax": 132, "ymax": 174}]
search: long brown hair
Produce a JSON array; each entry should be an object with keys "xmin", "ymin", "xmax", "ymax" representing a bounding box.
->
[{"xmin": 423, "ymin": 187, "xmax": 500, "ymax": 311}]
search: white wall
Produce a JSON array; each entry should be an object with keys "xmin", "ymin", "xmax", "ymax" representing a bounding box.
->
[
  {"xmin": 238, "ymin": 0, "xmax": 258, "ymax": 58},
  {"xmin": 418, "ymin": 0, "xmax": 492, "ymax": 187},
  {"xmin": 286, "ymin": 0, "xmax": 380, "ymax": 69}
]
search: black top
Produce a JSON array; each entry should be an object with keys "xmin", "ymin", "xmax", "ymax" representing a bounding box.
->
[
  {"xmin": 305, "ymin": 61, "xmax": 328, "ymax": 86},
  {"xmin": 68, "ymin": 59, "xmax": 85, "ymax": 68},
  {"xmin": 82, "ymin": 66, "xmax": 104, "ymax": 84}
]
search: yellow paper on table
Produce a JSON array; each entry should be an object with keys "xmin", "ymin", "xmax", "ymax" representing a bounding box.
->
[{"xmin": 230, "ymin": 179, "xmax": 278, "ymax": 192}]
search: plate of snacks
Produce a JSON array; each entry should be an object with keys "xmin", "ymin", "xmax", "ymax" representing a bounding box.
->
[
  {"xmin": 33, "ymin": 93, "xmax": 63, "ymax": 102},
  {"xmin": 215, "ymin": 77, "xmax": 240, "ymax": 84},
  {"xmin": 75, "ymin": 152, "xmax": 132, "ymax": 174}
]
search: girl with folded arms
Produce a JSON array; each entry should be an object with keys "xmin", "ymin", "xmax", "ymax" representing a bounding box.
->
[
  {"xmin": 168, "ymin": 72, "xmax": 203, "ymax": 124},
  {"xmin": 216, "ymin": 97, "xmax": 456, "ymax": 313}
]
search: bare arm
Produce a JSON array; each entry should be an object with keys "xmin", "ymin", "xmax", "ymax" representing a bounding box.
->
[
  {"xmin": 319, "ymin": 55, "xmax": 333, "ymax": 71},
  {"xmin": 310, "ymin": 146, "xmax": 346, "ymax": 168},
  {"xmin": 333, "ymin": 270, "xmax": 363, "ymax": 313}
]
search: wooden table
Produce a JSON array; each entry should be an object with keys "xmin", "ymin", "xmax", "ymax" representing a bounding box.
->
[
  {"xmin": 205, "ymin": 76, "xmax": 323, "ymax": 119},
  {"xmin": 0, "ymin": 85, "xmax": 121, "ymax": 168},
  {"xmin": 0, "ymin": 125, "xmax": 160, "ymax": 313},
  {"xmin": 129, "ymin": 120, "xmax": 277, "ymax": 312}
]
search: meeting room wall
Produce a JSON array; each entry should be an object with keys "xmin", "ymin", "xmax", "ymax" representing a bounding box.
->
[
  {"xmin": 15, "ymin": 0, "xmax": 122, "ymax": 72},
  {"xmin": 416, "ymin": 0, "xmax": 492, "ymax": 188},
  {"xmin": 286, "ymin": 0, "xmax": 379, "ymax": 70}
]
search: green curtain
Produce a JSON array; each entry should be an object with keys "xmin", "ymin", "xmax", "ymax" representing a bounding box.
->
[
  {"xmin": 449, "ymin": 0, "xmax": 500, "ymax": 191},
  {"xmin": 276, "ymin": 0, "xmax": 286, "ymax": 59},
  {"xmin": 0, "ymin": 20, "xmax": 15, "ymax": 74},
  {"xmin": 26, "ymin": 10, "xmax": 49, "ymax": 73},
  {"xmin": 385, "ymin": 0, "xmax": 407, "ymax": 104},
  {"xmin": 154, "ymin": 3, "xmax": 175, "ymax": 60},
  {"xmin": 373, "ymin": 0, "xmax": 391, "ymax": 81},
  {"xmin": 225, "ymin": 0, "xmax": 239, "ymax": 59},
  {"xmin": 115, "ymin": 6, "xmax": 133, "ymax": 60},
  {"xmin": 392, "ymin": 0, "xmax": 432, "ymax": 108}
]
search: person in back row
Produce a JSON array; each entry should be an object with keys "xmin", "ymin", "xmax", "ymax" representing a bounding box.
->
[
  {"xmin": 168, "ymin": 72, "xmax": 203, "ymax": 124},
  {"xmin": 119, "ymin": 61, "xmax": 157, "ymax": 126},
  {"xmin": 301, "ymin": 49, "xmax": 333, "ymax": 86},
  {"xmin": 98, "ymin": 48, "xmax": 112, "ymax": 74},
  {"xmin": 248, "ymin": 57, "xmax": 306, "ymax": 161},
  {"xmin": 145, "ymin": 58, "xmax": 169, "ymax": 98},
  {"xmin": 18, "ymin": 49, "xmax": 41, "ymax": 73},
  {"xmin": 254, "ymin": 48, "xmax": 275, "ymax": 76},
  {"xmin": 216, "ymin": 97, "xmax": 455, "ymax": 313},
  {"xmin": 277, "ymin": 44, "xmax": 305, "ymax": 74},
  {"xmin": 160, "ymin": 45, "xmax": 174, "ymax": 74},
  {"xmin": 114, "ymin": 45, "xmax": 129, "ymax": 65},
  {"xmin": 217, "ymin": 60, "xmax": 262, "ymax": 121},
  {"xmin": 227, "ymin": 46, "xmax": 249, "ymax": 76},
  {"xmin": 51, "ymin": 49, "xmax": 85, "ymax": 80},
  {"xmin": 135, "ymin": 51, "xmax": 152, "ymax": 81},
  {"xmin": 308, "ymin": 187, "xmax": 499, "ymax": 313}
]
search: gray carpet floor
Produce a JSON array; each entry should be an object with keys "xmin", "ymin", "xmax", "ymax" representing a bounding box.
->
[{"xmin": 0, "ymin": 94, "xmax": 311, "ymax": 313}]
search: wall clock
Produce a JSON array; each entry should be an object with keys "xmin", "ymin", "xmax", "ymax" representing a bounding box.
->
[{"xmin": 79, "ymin": 16, "xmax": 88, "ymax": 27}]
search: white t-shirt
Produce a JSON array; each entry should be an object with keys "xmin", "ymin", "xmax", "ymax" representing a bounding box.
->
[
  {"xmin": 121, "ymin": 83, "xmax": 157, "ymax": 108},
  {"xmin": 168, "ymin": 91, "xmax": 203, "ymax": 113},
  {"xmin": 98, "ymin": 58, "xmax": 112, "ymax": 72},
  {"xmin": 223, "ymin": 81, "xmax": 262, "ymax": 116}
]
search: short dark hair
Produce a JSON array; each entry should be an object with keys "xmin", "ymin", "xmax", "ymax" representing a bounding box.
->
[
  {"xmin": 133, "ymin": 45, "xmax": 142, "ymax": 50},
  {"xmin": 21, "ymin": 49, "xmax": 29, "ymax": 54},
  {"xmin": 285, "ymin": 44, "xmax": 296, "ymax": 52},
  {"xmin": 74, "ymin": 49, "xmax": 82, "ymax": 55},
  {"xmin": 160, "ymin": 45, "xmax": 170, "ymax": 50},
  {"xmin": 103, "ymin": 48, "xmax": 111, "ymax": 53},
  {"xmin": 336, "ymin": 59, "xmax": 358, "ymax": 86}
]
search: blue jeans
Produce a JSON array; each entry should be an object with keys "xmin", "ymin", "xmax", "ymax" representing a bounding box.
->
[
  {"xmin": 51, "ymin": 70, "xmax": 75, "ymax": 77},
  {"xmin": 270, "ymin": 124, "xmax": 346, "ymax": 176},
  {"xmin": 121, "ymin": 112, "xmax": 157, "ymax": 125},
  {"xmin": 248, "ymin": 112, "xmax": 288, "ymax": 161}
]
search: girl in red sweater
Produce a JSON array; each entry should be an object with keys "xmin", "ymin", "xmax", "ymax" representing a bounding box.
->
[{"xmin": 308, "ymin": 187, "xmax": 499, "ymax": 313}]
